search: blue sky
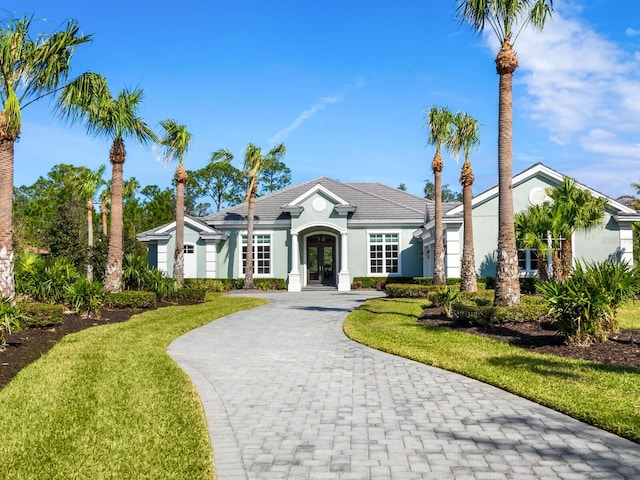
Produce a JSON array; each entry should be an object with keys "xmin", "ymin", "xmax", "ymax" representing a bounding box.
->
[{"xmin": 6, "ymin": 1, "xmax": 640, "ymax": 201}]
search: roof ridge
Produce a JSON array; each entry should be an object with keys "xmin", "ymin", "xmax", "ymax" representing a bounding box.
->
[{"xmin": 343, "ymin": 181, "xmax": 426, "ymax": 215}]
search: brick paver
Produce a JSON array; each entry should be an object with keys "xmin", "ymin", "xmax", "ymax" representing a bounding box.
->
[{"xmin": 168, "ymin": 291, "xmax": 640, "ymax": 479}]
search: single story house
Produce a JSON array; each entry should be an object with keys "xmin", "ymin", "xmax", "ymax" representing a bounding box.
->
[{"xmin": 137, "ymin": 163, "xmax": 639, "ymax": 290}]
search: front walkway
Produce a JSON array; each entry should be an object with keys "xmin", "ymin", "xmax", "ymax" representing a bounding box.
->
[{"xmin": 168, "ymin": 291, "xmax": 640, "ymax": 480}]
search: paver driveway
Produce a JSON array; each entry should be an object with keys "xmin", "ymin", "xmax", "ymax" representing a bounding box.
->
[{"xmin": 168, "ymin": 291, "xmax": 640, "ymax": 480}]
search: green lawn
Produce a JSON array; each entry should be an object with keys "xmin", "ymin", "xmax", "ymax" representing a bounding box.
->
[
  {"xmin": 343, "ymin": 297, "xmax": 640, "ymax": 444},
  {"xmin": 618, "ymin": 301, "xmax": 640, "ymax": 330},
  {"xmin": 0, "ymin": 295, "xmax": 267, "ymax": 480}
]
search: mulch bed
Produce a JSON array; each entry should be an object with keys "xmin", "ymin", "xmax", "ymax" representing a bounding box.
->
[
  {"xmin": 418, "ymin": 306, "xmax": 640, "ymax": 370},
  {"xmin": 0, "ymin": 299, "xmax": 200, "ymax": 390}
]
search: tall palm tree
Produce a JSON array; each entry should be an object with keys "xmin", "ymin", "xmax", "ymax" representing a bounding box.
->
[
  {"xmin": 447, "ymin": 112, "xmax": 480, "ymax": 292},
  {"xmin": 457, "ymin": 0, "xmax": 553, "ymax": 306},
  {"xmin": 76, "ymin": 164, "xmax": 106, "ymax": 281},
  {"xmin": 58, "ymin": 73, "xmax": 156, "ymax": 292},
  {"xmin": 158, "ymin": 119, "xmax": 193, "ymax": 287},
  {"xmin": 426, "ymin": 105, "xmax": 454, "ymax": 285},
  {"xmin": 243, "ymin": 143, "xmax": 286, "ymax": 289},
  {"xmin": 0, "ymin": 15, "xmax": 90, "ymax": 298}
]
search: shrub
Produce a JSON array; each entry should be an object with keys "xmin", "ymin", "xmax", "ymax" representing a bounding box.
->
[
  {"xmin": 15, "ymin": 250, "xmax": 45, "ymax": 299},
  {"xmin": 66, "ymin": 278, "xmax": 105, "ymax": 314},
  {"xmin": 172, "ymin": 288, "xmax": 206, "ymax": 302},
  {"xmin": 39, "ymin": 258, "xmax": 81, "ymax": 304},
  {"xmin": 253, "ymin": 278, "xmax": 287, "ymax": 291},
  {"xmin": 18, "ymin": 302, "xmax": 64, "ymax": 328},
  {"xmin": 539, "ymin": 259, "xmax": 640, "ymax": 344},
  {"xmin": 183, "ymin": 278, "xmax": 231, "ymax": 293},
  {"xmin": 385, "ymin": 284, "xmax": 431, "ymax": 298},
  {"xmin": 0, "ymin": 297, "xmax": 26, "ymax": 345},
  {"xmin": 432, "ymin": 287, "xmax": 460, "ymax": 318},
  {"xmin": 123, "ymin": 254, "xmax": 149, "ymax": 291},
  {"xmin": 142, "ymin": 269, "xmax": 178, "ymax": 299},
  {"xmin": 351, "ymin": 277, "xmax": 414, "ymax": 289},
  {"xmin": 104, "ymin": 291, "xmax": 157, "ymax": 309},
  {"xmin": 452, "ymin": 294, "xmax": 548, "ymax": 326}
]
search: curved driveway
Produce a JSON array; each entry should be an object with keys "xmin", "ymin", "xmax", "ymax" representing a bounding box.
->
[{"xmin": 168, "ymin": 291, "xmax": 640, "ymax": 480}]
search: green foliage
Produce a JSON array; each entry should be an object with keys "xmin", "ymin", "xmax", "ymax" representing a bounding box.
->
[
  {"xmin": 66, "ymin": 278, "xmax": 105, "ymax": 314},
  {"xmin": 18, "ymin": 302, "xmax": 64, "ymax": 328},
  {"xmin": 539, "ymin": 259, "xmax": 640, "ymax": 344},
  {"xmin": 104, "ymin": 291, "xmax": 157, "ymax": 309},
  {"xmin": 352, "ymin": 277, "xmax": 414, "ymax": 289},
  {"xmin": 122, "ymin": 254, "xmax": 149, "ymax": 290},
  {"xmin": 0, "ymin": 297, "xmax": 25, "ymax": 344},
  {"xmin": 183, "ymin": 278, "xmax": 231, "ymax": 293},
  {"xmin": 172, "ymin": 288, "xmax": 206, "ymax": 302},
  {"xmin": 143, "ymin": 269, "xmax": 178, "ymax": 299},
  {"xmin": 253, "ymin": 278, "xmax": 287, "ymax": 290},
  {"xmin": 453, "ymin": 294, "xmax": 548, "ymax": 326},
  {"xmin": 385, "ymin": 283, "xmax": 432, "ymax": 298},
  {"xmin": 433, "ymin": 287, "xmax": 460, "ymax": 318},
  {"xmin": 38, "ymin": 258, "xmax": 82, "ymax": 304},
  {"xmin": 424, "ymin": 180, "xmax": 462, "ymax": 202}
]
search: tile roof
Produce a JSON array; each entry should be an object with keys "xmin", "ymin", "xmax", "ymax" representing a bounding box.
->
[{"xmin": 202, "ymin": 177, "xmax": 434, "ymax": 224}]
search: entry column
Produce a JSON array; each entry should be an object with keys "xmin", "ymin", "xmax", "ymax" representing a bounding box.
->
[
  {"xmin": 338, "ymin": 232, "xmax": 350, "ymax": 291},
  {"xmin": 288, "ymin": 231, "xmax": 302, "ymax": 291}
]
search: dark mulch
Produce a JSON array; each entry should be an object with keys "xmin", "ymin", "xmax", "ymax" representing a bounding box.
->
[
  {"xmin": 0, "ymin": 299, "xmax": 200, "ymax": 390},
  {"xmin": 418, "ymin": 306, "xmax": 640, "ymax": 370}
]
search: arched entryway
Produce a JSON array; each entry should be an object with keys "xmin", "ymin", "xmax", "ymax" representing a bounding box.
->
[{"xmin": 306, "ymin": 234, "xmax": 336, "ymax": 286}]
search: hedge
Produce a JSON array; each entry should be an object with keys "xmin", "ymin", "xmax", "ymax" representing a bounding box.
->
[
  {"xmin": 18, "ymin": 302, "xmax": 64, "ymax": 328},
  {"xmin": 453, "ymin": 295, "xmax": 549, "ymax": 326},
  {"xmin": 104, "ymin": 291, "xmax": 157, "ymax": 309}
]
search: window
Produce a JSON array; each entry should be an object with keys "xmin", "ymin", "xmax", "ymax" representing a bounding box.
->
[
  {"xmin": 518, "ymin": 249, "xmax": 540, "ymax": 273},
  {"xmin": 183, "ymin": 244, "xmax": 194, "ymax": 254},
  {"xmin": 242, "ymin": 234, "xmax": 271, "ymax": 275},
  {"xmin": 369, "ymin": 233, "xmax": 399, "ymax": 274}
]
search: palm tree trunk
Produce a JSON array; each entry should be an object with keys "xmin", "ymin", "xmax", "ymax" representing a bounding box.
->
[
  {"xmin": 244, "ymin": 185, "xmax": 257, "ymax": 289},
  {"xmin": 101, "ymin": 203, "xmax": 108, "ymax": 236},
  {"xmin": 433, "ymin": 152, "xmax": 445, "ymax": 285},
  {"xmin": 460, "ymin": 162, "xmax": 477, "ymax": 292},
  {"xmin": 494, "ymin": 41, "xmax": 521, "ymax": 307},
  {"xmin": 104, "ymin": 138, "xmax": 125, "ymax": 293},
  {"xmin": 560, "ymin": 235, "xmax": 572, "ymax": 281},
  {"xmin": 86, "ymin": 198, "xmax": 94, "ymax": 281},
  {"xmin": 173, "ymin": 165, "xmax": 187, "ymax": 288},
  {"xmin": 0, "ymin": 124, "xmax": 15, "ymax": 299}
]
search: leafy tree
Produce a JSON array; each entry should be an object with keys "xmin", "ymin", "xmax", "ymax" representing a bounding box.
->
[
  {"xmin": 140, "ymin": 185, "xmax": 175, "ymax": 231},
  {"xmin": 397, "ymin": 183, "xmax": 407, "ymax": 191},
  {"xmin": 457, "ymin": 0, "xmax": 553, "ymax": 306},
  {"xmin": 260, "ymin": 158, "xmax": 291, "ymax": 194},
  {"xmin": 58, "ymin": 73, "xmax": 156, "ymax": 292},
  {"xmin": 447, "ymin": 111, "xmax": 480, "ymax": 292},
  {"xmin": 0, "ymin": 15, "xmax": 90, "ymax": 298},
  {"xmin": 424, "ymin": 181, "xmax": 462, "ymax": 202},
  {"xmin": 243, "ymin": 143, "xmax": 286, "ymax": 289},
  {"xmin": 158, "ymin": 119, "xmax": 193, "ymax": 287},
  {"xmin": 191, "ymin": 150, "xmax": 245, "ymax": 212},
  {"xmin": 425, "ymin": 105, "xmax": 454, "ymax": 286}
]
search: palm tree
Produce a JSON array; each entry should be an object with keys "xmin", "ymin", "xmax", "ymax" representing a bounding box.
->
[
  {"xmin": 457, "ymin": 0, "xmax": 553, "ymax": 306},
  {"xmin": 243, "ymin": 143, "xmax": 286, "ymax": 289},
  {"xmin": 425, "ymin": 105, "xmax": 454, "ymax": 285},
  {"xmin": 76, "ymin": 165, "xmax": 106, "ymax": 281},
  {"xmin": 547, "ymin": 177, "xmax": 606, "ymax": 280},
  {"xmin": 0, "ymin": 15, "xmax": 90, "ymax": 298},
  {"xmin": 158, "ymin": 119, "xmax": 193, "ymax": 288},
  {"xmin": 99, "ymin": 183, "xmax": 111, "ymax": 237},
  {"xmin": 58, "ymin": 73, "xmax": 156, "ymax": 292},
  {"xmin": 514, "ymin": 204, "xmax": 553, "ymax": 281},
  {"xmin": 447, "ymin": 112, "xmax": 480, "ymax": 292}
]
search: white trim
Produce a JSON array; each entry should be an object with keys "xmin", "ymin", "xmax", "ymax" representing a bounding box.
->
[
  {"xmin": 157, "ymin": 241, "xmax": 169, "ymax": 274},
  {"xmin": 446, "ymin": 163, "xmax": 636, "ymax": 216},
  {"xmin": 238, "ymin": 230, "xmax": 274, "ymax": 278},
  {"xmin": 302, "ymin": 231, "xmax": 339, "ymax": 288},
  {"xmin": 205, "ymin": 243, "xmax": 218, "ymax": 278},
  {"xmin": 291, "ymin": 221, "xmax": 347, "ymax": 235},
  {"xmin": 183, "ymin": 242, "xmax": 197, "ymax": 278},
  {"xmin": 285, "ymin": 183, "xmax": 350, "ymax": 208},
  {"xmin": 366, "ymin": 230, "xmax": 402, "ymax": 276},
  {"xmin": 157, "ymin": 216, "xmax": 219, "ymax": 235}
]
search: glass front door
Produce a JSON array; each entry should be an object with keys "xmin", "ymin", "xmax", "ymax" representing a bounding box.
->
[{"xmin": 307, "ymin": 235, "xmax": 336, "ymax": 285}]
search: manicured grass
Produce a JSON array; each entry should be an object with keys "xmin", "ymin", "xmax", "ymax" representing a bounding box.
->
[
  {"xmin": 0, "ymin": 295, "xmax": 267, "ymax": 480},
  {"xmin": 343, "ymin": 297, "xmax": 640, "ymax": 443},
  {"xmin": 618, "ymin": 301, "xmax": 640, "ymax": 330}
]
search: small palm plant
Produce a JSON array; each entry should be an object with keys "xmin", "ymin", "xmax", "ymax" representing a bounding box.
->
[
  {"xmin": 0, "ymin": 297, "xmax": 26, "ymax": 345},
  {"xmin": 433, "ymin": 286, "xmax": 461, "ymax": 319}
]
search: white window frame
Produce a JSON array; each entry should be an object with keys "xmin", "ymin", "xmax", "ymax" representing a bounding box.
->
[
  {"xmin": 367, "ymin": 231, "xmax": 401, "ymax": 276},
  {"xmin": 239, "ymin": 231, "xmax": 273, "ymax": 278},
  {"xmin": 518, "ymin": 248, "xmax": 539, "ymax": 276}
]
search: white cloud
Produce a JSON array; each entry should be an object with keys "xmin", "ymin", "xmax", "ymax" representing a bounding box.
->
[{"xmin": 626, "ymin": 27, "xmax": 640, "ymax": 36}]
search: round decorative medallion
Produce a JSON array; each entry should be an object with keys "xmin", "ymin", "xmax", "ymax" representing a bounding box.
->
[
  {"xmin": 312, "ymin": 198, "xmax": 326, "ymax": 212},
  {"xmin": 528, "ymin": 187, "xmax": 548, "ymax": 206}
]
